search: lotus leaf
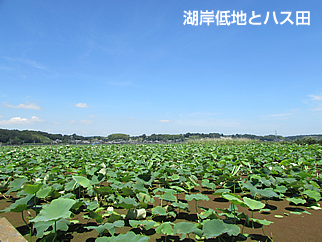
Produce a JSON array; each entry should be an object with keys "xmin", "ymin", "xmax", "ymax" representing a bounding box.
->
[
  {"xmin": 286, "ymin": 197, "xmax": 306, "ymax": 205},
  {"xmin": 152, "ymin": 206, "xmax": 167, "ymax": 216},
  {"xmin": 243, "ymin": 197, "xmax": 265, "ymax": 210},
  {"xmin": 303, "ymin": 190, "xmax": 321, "ymax": 202},
  {"xmin": 173, "ymin": 222, "xmax": 202, "ymax": 240},
  {"xmin": 129, "ymin": 220, "xmax": 157, "ymax": 230},
  {"xmin": 95, "ymin": 231, "xmax": 149, "ymax": 242},
  {"xmin": 185, "ymin": 194, "xmax": 209, "ymax": 201},
  {"xmin": 155, "ymin": 222, "xmax": 174, "ymax": 235},
  {"xmin": 30, "ymin": 198, "xmax": 76, "ymax": 223}
]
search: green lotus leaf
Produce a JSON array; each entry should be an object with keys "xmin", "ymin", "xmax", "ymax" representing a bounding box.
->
[
  {"xmin": 129, "ymin": 220, "xmax": 157, "ymax": 230},
  {"xmin": 6, "ymin": 177, "xmax": 28, "ymax": 195},
  {"xmin": 152, "ymin": 206, "xmax": 167, "ymax": 216},
  {"xmin": 173, "ymin": 222, "xmax": 202, "ymax": 240},
  {"xmin": 94, "ymin": 187, "xmax": 114, "ymax": 196},
  {"xmin": 213, "ymin": 188, "xmax": 231, "ymax": 195},
  {"xmin": 86, "ymin": 220, "xmax": 125, "ymax": 236},
  {"xmin": 10, "ymin": 204, "xmax": 28, "ymax": 213},
  {"xmin": 2, "ymin": 194, "xmax": 34, "ymax": 213},
  {"xmin": 201, "ymin": 179, "xmax": 216, "ymax": 190},
  {"xmin": 161, "ymin": 192, "xmax": 177, "ymax": 202},
  {"xmin": 24, "ymin": 183, "xmax": 43, "ymax": 194},
  {"xmin": 303, "ymin": 190, "xmax": 321, "ymax": 202},
  {"xmin": 224, "ymin": 222, "xmax": 241, "ymax": 236},
  {"xmin": 155, "ymin": 222, "xmax": 174, "ymax": 235},
  {"xmin": 222, "ymin": 193, "xmax": 243, "ymax": 204},
  {"xmin": 89, "ymin": 210, "xmax": 104, "ymax": 223},
  {"xmin": 72, "ymin": 176, "xmax": 92, "ymax": 189},
  {"xmin": 243, "ymin": 197, "xmax": 265, "ymax": 210},
  {"xmin": 65, "ymin": 179, "xmax": 78, "ymax": 191},
  {"xmin": 117, "ymin": 197, "xmax": 138, "ymax": 209},
  {"xmin": 274, "ymin": 185, "xmax": 287, "ymax": 194},
  {"xmin": 85, "ymin": 200, "xmax": 99, "ymax": 211},
  {"xmin": 286, "ymin": 197, "xmax": 306, "ymax": 205},
  {"xmin": 170, "ymin": 186, "xmax": 188, "ymax": 194},
  {"xmin": 36, "ymin": 187, "xmax": 52, "ymax": 198},
  {"xmin": 33, "ymin": 218, "xmax": 69, "ymax": 238},
  {"xmin": 95, "ymin": 231, "xmax": 149, "ymax": 242},
  {"xmin": 30, "ymin": 198, "xmax": 76, "ymax": 223},
  {"xmin": 133, "ymin": 182, "xmax": 148, "ymax": 194},
  {"xmin": 202, "ymin": 219, "xmax": 226, "ymax": 238},
  {"xmin": 171, "ymin": 174, "xmax": 180, "ymax": 181},
  {"xmin": 251, "ymin": 218, "xmax": 274, "ymax": 225},
  {"xmin": 257, "ymin": 188, "xmax": 278, "ymax": 198},
  {"xmin": 185, "ymin": 194, "xmax": 209, "ymax": 202},
  {"xmin": 172, "ymin": 201, "xmax": 189, "ymax": 211},
  {"xmin": 136, "ymin": 193, "xmax": 154, "ymax": 204}
]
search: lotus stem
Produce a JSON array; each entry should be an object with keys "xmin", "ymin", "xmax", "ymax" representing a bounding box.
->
[
  {"xmin": 195, "ymin": 200, "xmax": 200, "ymax": 221},
  {"xmin": 52, "ymin": 221, "xmax": 57, "ymax": 242}
]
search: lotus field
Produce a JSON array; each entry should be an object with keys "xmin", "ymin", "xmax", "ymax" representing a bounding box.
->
[{"xmin": 0, "ymin": 143, "xmax": 322, "ymax": 241}]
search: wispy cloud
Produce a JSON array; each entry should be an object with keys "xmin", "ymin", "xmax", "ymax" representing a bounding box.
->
[
  {"xmin": 4, "ymin": 57, "xmax": 49, "ymax": 71},
  {"xmin": 90, "ymin": 115, "xmax": 96, "ymax": 118},
  {"xmin": 80, "ymin": 120, "xmax": 93, "ymax": 124},
  {"xmin": 75, "ymin": 103, "xmax": 89, "ymax": 108},
  {"xmin": 159, "ymin": 120, "xmax": 171, "ymax": 123},
  {"xmin": 0, "ymin": 116, "xmax": 44, "ymax": 125},
  {"xmin": 308, "ymin": 94, "xmax": 322, "ymax": 101},
  {"xmin": 312, "ymin": 107, "xmax": 322, "ymax": 112},
  {"xmin": 3, "ymin": 101, "xmax": 41, "ymax": 110}
]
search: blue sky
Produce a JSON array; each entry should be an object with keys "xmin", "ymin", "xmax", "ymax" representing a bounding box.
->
[{"xmin": 1, "ymin": 0, "xmax": 322, "ymax": 137}]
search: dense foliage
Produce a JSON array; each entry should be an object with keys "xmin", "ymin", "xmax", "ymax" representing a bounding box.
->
[{"xmin": 0, "ymin": 143, "xmax": 321, "ymax": 241}]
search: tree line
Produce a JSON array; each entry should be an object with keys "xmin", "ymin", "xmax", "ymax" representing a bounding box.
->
[{"xmin": 1, "ymin": 128, "xmax": 322, "ymax": 145}]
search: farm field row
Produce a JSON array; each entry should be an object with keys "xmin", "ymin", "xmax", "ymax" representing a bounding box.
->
[{"xmin": 0, "ymin": 143, "xmax": 322, "ymax": 241}]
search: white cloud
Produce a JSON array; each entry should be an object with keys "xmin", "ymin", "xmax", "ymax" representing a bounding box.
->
[
  {"xmin": 75, "ymin": 103, "xmax": 89, "ymax": 108},
  {"xmin": 80, "ymin": 120, "xmax": 93, "ymax": 124},
  {"xmin": 4, "ymin": 57, "xmax": 49, "ymax": 71},
  {"xmin": 90, "ymin": 115, "xmax": 96, "ymax": 118},
  {"xmin": 159, "ymin": 120, "xmax": 172, "ymax": 123},
  {"xmin": 0, "ymin": 115, "xmax": 3, "ymax": 118},
  {"xmin": 309, "ymin": 94, "xmax": 322, "ymax": 101},
  {"xmin": 53, "ymin": 122, "xmax": 61, "ymax": 124},
  {"xmin": 312, "ymin": 107, "xmax": 322, "ymax": 112},
  {"xmin": 67, "ymin": 120, "xmax": 76, "ymax": 123},
  {"xmin": 0, "ymin": 116, "xmax": 44, "ymax": 125},
  {"xmin": 3, "ymin": 101, "xmax": 41, "ymax": 110}
]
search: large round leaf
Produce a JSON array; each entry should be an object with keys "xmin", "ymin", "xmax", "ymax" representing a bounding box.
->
[
  {"xmin": 243, "ymin": 197, "xmax": 265, "ymax": 210},
  {"xmin": 203, "ymin": 219, "xmax": 227, "ymax": 238},
  {"xmin": 185, "ymin": 194, "xmax": 209, "ymax": 201},
  {"xmin": 30, "ymin": 198, "xmax": 76, "ymax": 223},
  {"xmin": 173, "ymin": 222, "xmax": 202, "ymax": 240},
  {"xmin": 24, "ymin": 184, "xmax": 43, "ymax": 194},
  {"xmin": 72, "ymin": 176, "xmax": 92, "ymax": 189},
  {"xmin": 95, "ymin": 231, "xmax": 149, "ymax": 242},
  {"xmin": 303, "ymin": 190, "xmax": 321, "ymax": 202}
]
